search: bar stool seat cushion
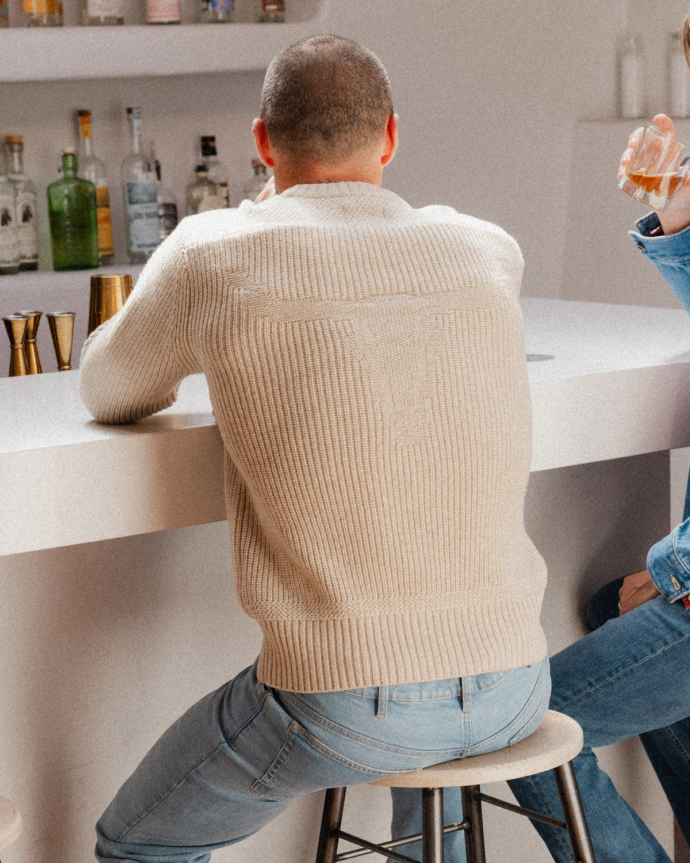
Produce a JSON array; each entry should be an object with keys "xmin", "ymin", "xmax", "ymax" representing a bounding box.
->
[
  {"xmin": 370, "ymin": 710, "xmax": 583, "ymax": 788},
  {"xmin": 0, "ymin": 796, "xmax": 22, "ymax": 853}
]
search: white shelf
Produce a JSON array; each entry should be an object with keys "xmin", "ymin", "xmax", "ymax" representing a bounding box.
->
[{"xmin": 0, "ymin": 17, "xmax": 323, "ymax": 82}]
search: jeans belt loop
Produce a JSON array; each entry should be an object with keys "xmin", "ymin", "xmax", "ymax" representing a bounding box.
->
[
  {"xmin": 460, "ymin": 677, "xmax": 471, "ymax": 712},
  {"xmin": 376, "ymin": 685, "xmax": 388, "ymax": 718}
]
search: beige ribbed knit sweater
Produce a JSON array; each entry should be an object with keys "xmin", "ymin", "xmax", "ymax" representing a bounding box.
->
[{"xmin": 80, "ymin": 181, "xmax": 547, "ymax": 692}]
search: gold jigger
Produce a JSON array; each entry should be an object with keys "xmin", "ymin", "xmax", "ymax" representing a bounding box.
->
[
  {"xmin": 2, "ymin": 315, "xmax": 30, "ymax": 377},
  {"xmin": 88, "ymin": 273, "xmax": 132, "ymax": 336},
  {"xmin": 15, "ymin": 310, "xmax": 42, "ymax": 374},
  {"xmin": 46, "ymin": 312, "xmax": 76, "ymax": 372}
]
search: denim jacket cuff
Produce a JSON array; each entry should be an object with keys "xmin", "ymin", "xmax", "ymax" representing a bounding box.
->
[
  {"xmin": 647, "ymin": 526, "xmax": 690, "ymax": 602},
  {"xmin": 630, "ymin": 213, "xmax": 690, "ymax": 263}
]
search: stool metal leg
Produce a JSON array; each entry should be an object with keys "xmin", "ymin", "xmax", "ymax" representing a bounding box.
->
[
  {"xmin": 421, "ymin": 788, "xmax": 444, "ymax": 863},
  {"xmin": 461, "ymin": 785, "xmax": 487, "ymax": 863},
  {"xmin": 316, "ymin": 787, "xmax": 347, "ymax": 863},
  {"xmin": 553, "ymin": 762, "xmax": 597, "ymax": 863}
]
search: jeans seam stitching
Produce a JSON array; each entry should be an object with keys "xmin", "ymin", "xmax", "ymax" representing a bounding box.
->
[{"xmin": 115, "ymin": 743, "xmax": 226, "ymax": 843}]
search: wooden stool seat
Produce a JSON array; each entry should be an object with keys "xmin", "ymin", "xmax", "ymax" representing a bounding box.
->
[
  {"xmin": 0, "ymin": 797, "xmax": 21, "ymax": 854},
  {"xmin": 370, "ymin": 709, "xmax": 583, "ymax": 787},
  {"xmin": 316, "ymin": 710, "xmax": 596, "ymax": 863}
]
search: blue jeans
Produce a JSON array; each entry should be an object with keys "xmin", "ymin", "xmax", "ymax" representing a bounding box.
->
[
  {"xmin": 503, "ymin": 591, "xmax": 690, "ymax": 863},
  {"xmin": 95, "ymin": 656, "xmax": 550, "ymax": 862}
]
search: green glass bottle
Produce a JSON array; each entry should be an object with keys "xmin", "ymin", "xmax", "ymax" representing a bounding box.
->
[{"xmin": 47, "ymin": 150, "xmax": 99, "ymax": 271}]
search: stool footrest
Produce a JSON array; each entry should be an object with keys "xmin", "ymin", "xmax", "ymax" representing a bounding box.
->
[
  {"xmin": 478, "ymin": 793, "xmax": 567, "ymax": 831},
  {"xmin": 335, "ymin": 821, "xmax": 468, "ymax": 862}
]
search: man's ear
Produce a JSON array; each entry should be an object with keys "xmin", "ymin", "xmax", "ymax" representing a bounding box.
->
[
  {"xmin": 252, "ymin": 118, "xmax": 275, "ymax": 168},
  {"xmin": 381, "ymin": 114, "xmax": 398, "ymax": 167}
]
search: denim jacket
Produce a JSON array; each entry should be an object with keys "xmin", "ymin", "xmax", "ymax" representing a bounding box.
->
[{"xmin": 630, "ymin": 213, "xmax": 690, "ymax": 602}]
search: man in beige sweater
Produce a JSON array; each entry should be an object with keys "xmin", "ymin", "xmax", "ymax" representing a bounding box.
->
[{"xmin": 85, "ymin": 35, "xmax": 549, "ymax": 863}]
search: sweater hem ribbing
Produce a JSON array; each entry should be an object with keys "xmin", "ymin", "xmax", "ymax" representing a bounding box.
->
[{"xmin": 255, "ymin": 591, "xmax": 546, "ymax": 693}]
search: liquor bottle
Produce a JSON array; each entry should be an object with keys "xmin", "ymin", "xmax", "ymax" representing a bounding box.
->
[
  {"xmin": 0, "ymin": 172, "xmax": 20, "ymax": 275},
  {"xmin": 254, "ymin": 0, "xmax": 283, "ymax": 22},
  {"xmin": 670, "ymin": 32, "xmax": 690, "ymax": 118},
  {"xmin": 0, "ymin": 0, "xmax": 9, "ymax": 27},
  {"xmin": 24, "ymin": 0, "xmax": 62, "ymax": 26},
  {"xmin": 243, "ymin": 158, "xmax": 270, "ymax": 201},
  {"xmin": 4, "ymin": 136, "xmax": 38, "ymax": 271},
  {"xmin": 200, "ymin": 136, "xmax": 230, "ymax": 206},
  {"xmin": 620, "ymin": 35, "xmax": 644, "ymax": 119},
  {"xmin": 81, "ymin": 0, "xmax": 123, "ymax": 25},
  {"xmin": 145, "ymin": 0, "xmax": 179, "ymax": 23},
  {"xmin": 200, "ymin": 0, "xmax": 233, "ymax": 22},
  {"xmin": 185, "ymin": 165, "xmax": 224, "ymax": 215},
  {"xmin": 150, "ymin": 141, "xmax": 178, "ymax": 242},
  {"xmin": 77, "ymin": 111, "xmax": 114, "ymax": 265},
  {"xmin": 122, "ymin": 108, "xmax": 160, "ymax": 263},
  {"xmin": 47, "ymin": 151, "xmax": 99, "ymax": 271}
]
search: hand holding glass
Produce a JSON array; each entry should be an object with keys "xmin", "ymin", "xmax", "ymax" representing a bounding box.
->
[{"xmin": 619, "ymin": 123, "xmax": 690, "ymax": 211}]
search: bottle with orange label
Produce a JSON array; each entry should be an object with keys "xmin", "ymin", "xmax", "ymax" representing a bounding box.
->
[
  {"xmin": 24, "ymin": 0, "xmax": 62, "ymax": 26},
  {"xmin": 76, "ymin": 110, "xmax": 114, "ymax": 265},
  {"xmin": 1, "ymin": 0, "xmax": 9, "ymax": 27},
  {"xmin": 254, "ymin": 0, "xmax": 283, "ymax": 22}
]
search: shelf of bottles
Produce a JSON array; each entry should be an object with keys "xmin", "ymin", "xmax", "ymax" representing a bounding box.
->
[
  {"xmin": 0, "ymin": 0, "xmax": 323, "ymax": 82},
  {"xmin": 0, "ymin": 105, "xmax": 272, "ymax": 276}
]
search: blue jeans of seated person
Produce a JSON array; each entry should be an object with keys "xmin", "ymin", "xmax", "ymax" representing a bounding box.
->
[
  {"xmin": 94, "ymin": 656, "xmax": 550, "ymax": 863},
  {"xmin": 501, "ymin": 588, "xmax": 690, "ymax": 863}
]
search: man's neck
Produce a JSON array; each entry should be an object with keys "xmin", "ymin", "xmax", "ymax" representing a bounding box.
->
[{"xmin": 273, "ymin": 161, "xmax": 383, "ymax": 194}]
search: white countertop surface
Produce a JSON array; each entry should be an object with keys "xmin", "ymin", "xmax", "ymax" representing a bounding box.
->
[{"xmin": 3, "ymin": 297, "xmax": 690, "ymax": 556}]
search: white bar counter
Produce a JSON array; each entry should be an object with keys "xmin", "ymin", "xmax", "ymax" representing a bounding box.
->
[{"xmin": 2, "ymin": 296, "xmax": 690, "ymax": 557}]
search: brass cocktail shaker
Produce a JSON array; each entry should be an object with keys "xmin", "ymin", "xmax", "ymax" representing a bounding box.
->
[
  {"xmin": 2, "ymin": 315, "xmax": 30, "ymax": 376},
  {"xmin": 88, "ymin": 273, "xmax": 132, "ymax": 336},
  {"xmin": 46, "ymin": 312, "xmax": 76, "ymax": 371},
  {"xmin": 16, "ymin": 310, "xmax": 42, "ymax": 374}
]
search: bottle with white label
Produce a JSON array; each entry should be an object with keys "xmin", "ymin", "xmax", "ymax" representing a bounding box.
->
[
  {"xmin": 122, "ymin": 107, "xmax": 160, "ymax": 264},
  {"xmin": 200, "ymin": 136, "xmax": 230, "ymax": 206},
  {"xmin": 4, "ymin": 136, "xmax": 37, "ymax": 271},
  {"xmin": 77, "ymin": 111, "xmax": 114, "ymax": 264},
  {"xmin": 620, "ymin": 35, "xmax": 645, "ymax": 120},
  {"xmin": 0, "ymin": 173, "xmax": 20, "ymax": 275},
  {"xmin": 145, "ymin": 0, "xmax": 179, "ymax": 23},
  {"xmin": 670, "ymin": 32, "xmax": 690, "ymax": 118},
  {"xmin": 81, "ymin": 0, "xmax": 122, "ymax": 24},
  {"xmin": 150, "ymin": 141, "xmax": 178, "ymax": 243}
]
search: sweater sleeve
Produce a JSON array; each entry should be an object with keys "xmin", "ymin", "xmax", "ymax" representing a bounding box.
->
[{"xmin": 79, "ymin": 229, "xmax": 200, "ymax": 425}]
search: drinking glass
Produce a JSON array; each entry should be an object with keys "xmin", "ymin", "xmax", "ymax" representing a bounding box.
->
[{"xmin": 619, "ymin": 123, "xmax": 690, "ymax": 211}]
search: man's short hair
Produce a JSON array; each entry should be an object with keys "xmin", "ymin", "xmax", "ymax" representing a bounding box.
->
[{"xmin": 260, "ymin": 34, "xmax": 393, "ymax": 165}]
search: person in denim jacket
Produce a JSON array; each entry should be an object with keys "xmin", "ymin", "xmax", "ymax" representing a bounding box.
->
[{"xmin": 500, "ymin": 108, "xmax": 690, "ymax": 863}]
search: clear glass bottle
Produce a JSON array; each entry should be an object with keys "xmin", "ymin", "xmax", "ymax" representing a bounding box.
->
[
  {"xmin": 150, "ymin": 141, "xmax": 178, "ymax": 242},
  {"xmin": 81, "ymin": 0, "xmax": 123, "ymax": 25},
  {"xmin": 4, "ymin": 136, "xmax": 38, "ymax": 271},
  {"xmin": 0, "ymin": 0, "xmax": 9, "ymax": 27},
  {"xmin": 122, "ymin": 108, "xmax": 160, "ymax": 264},
  {"xmin": 254, "ymin": 0, "xmax": 283, "ymax": 22},
  {"xmin": 145, "ymin": 0, "xmax": 179, "ymax": 23},
  {"xmin": 243, "ymin": 158, "xmax": 270, "ymax": 201},
  {"xmin": 670, "ymin": 32, "xmax": 690, "ymax": 118},
  {"xmin": 77, "ymin": 110, "xmax": 114, "ymax": 265},
  {"xmin": 186, "ymin": 165, "xmax": 225, "ymax": 215},
  {"xmin": 200, "ymin": 136, "xmax": 230, "ymax": 206},
  {"xmin": 201, "ymin": 0, "xmax": 233, "ymax": 22},
  {"xmin": 620, "ymin": 35, "xmax": 645, "ymax": 120},
  {"xmin": 0, "ymin": 171, "xmax": 20, "ymax": 275},
  {"xmin": 47, "ymin": 151, "xmax": 99, "ymax": 271},
  {"xmin": 24, "ymin": 0, "xmax": 62, "ymax": 26}
]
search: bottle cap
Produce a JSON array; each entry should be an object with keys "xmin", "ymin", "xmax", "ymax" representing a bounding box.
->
[
  {"xmin": 77, "ymin": 109, "xmax": 91, "ymax": 117},
  {"xmin": 4, "ymin": 135, "xmax": 22, "ymax": 144},
  {"xmin": 195, "ymin": 164, "xmax": 209, "ymax": 174},
  {"xmin": 201, "ymin": 136, "xmax": 218, "ymax": 157}
]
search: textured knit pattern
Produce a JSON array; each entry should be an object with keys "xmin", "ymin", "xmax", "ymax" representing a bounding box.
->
[{"xmin": 80, "ymin": 182, "xmax": 547, "ymax": 692}]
